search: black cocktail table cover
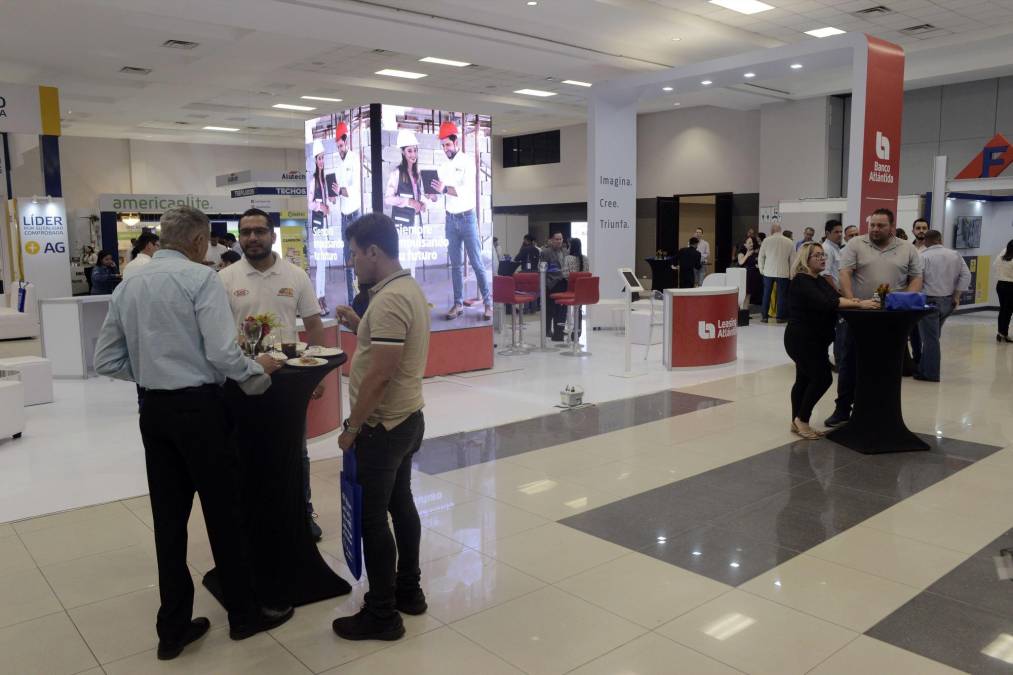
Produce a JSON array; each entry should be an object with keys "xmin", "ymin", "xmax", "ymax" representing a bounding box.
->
[
  {"xmin": 827, "ymin": 308, "xmax": 932, "ymax": 455},
  {"xmin": 203, "ymin": 353, "xmax": 352, "ymax": 608},
  {"xmin": 645, "ymin": 257, "xmax": 676, "ymax": 293}
]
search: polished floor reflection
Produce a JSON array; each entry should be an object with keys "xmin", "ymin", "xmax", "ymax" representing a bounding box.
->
[{"xmin": 0, "ymin": 312, "xmax": 1011, "ymax": 674}]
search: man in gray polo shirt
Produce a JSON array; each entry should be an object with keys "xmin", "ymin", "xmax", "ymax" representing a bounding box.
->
[{"xmin": 824, "ymin": 208, "xmax": 923, "ymax": 428}]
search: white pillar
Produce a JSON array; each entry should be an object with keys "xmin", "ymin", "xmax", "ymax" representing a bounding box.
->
[
  {"xmin": 587, "ymin": 93, "xmax": 637, "ymax": 305},
  {"xmin": 931, "ymin": 155, "xmax": 947, "ymax": 242}
]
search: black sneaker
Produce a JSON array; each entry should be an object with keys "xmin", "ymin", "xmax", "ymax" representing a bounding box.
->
[
  {"xmin": 230, "ymin": 605, "xmax": 294, "ymax": 641},
  {"xmin": 823, "ymin": 411, "xmax": 850, "ymax": 428},
  {"xmin": 309, "ymin": 518, "xmax": 323, "ymax": 542},
  {"xmin": 395, "ymin": 588, "xmax": 428, "ymax": 615},
  {"xmin": 157, "ymin": 617, "xmax": 210, "ymax": 660},
  {"xmin": 332, "ymin": 606, "xmax": 405, "ymax": 641}
]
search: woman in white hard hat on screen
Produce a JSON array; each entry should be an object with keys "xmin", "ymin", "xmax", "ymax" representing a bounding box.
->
[{"xmin": 384, "ymin": 128, "xmax": 426, "ymax": 278}]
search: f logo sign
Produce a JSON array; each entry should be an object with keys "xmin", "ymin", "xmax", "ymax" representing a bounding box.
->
[
  {"xmin": 698, "ymin": 321, "xmax": 716, "ymax": 340},
  {"xmin": 876, "ymin": 131, "xmax": 890, "ymax": 161}
]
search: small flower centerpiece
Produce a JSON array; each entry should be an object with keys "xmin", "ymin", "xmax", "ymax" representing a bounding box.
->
[{"xmin": 240, "ymin": 313, "xmax": 280, "ymax": 355}]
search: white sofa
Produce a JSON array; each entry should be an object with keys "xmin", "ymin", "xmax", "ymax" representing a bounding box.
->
[
  {"xmin": 0, "ymin": 284, "xmax": 40, "ymax": 340},
  {"xmin": 0, "ymin": 380, "xmax": 25, "ymax": 440}
]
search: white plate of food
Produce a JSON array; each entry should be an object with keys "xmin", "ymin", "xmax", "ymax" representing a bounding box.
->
[
  {"xmin": 265, "ymin": 351, "xmax": 288, "ymax": 362},
  {"xmin": 286, "ymin": 356, "xmax": 328, "ymax": 367},
  {"xmin": 303, "ymin": 346, "xmax": 343, "ymax": 357}
]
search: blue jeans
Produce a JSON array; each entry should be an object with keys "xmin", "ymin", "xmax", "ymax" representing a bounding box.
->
[
  {"xmin": 446, "ymin": 210, "xmax": 491, "ymax": 306},
  {"xmin": 761, "ymin": 276, "xmax": 790, "ymax": 321},
  {"xmin": 916, "ymin": 296, "xmax": 954, "ymax": 381}
]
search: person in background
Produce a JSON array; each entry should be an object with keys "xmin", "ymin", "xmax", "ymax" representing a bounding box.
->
[
  {"xmin": 693, "ymin": 227, "xmax": 710, "ymax": 286},
  {"xmin": 996, "ymin": 239, "xmax": 1013, "ymax": 343},
  {"xmin": 493, "ymin": 237, "xmax": 501, "ymax": 261},
  {"xmin": 83, "ymin": 245, "xmax": 98, "ymax": 292},
  {"xmin": 93, "ymin": 206, "xmax": 291, "ymax": 660},
  {"xmin": 333, "ymin": 121, "xmax": 362, "ymax": 306},
  {"xmin": 795, "ymin": 227, "xmax": 815, "ymax": 251},
  {"xmin": 430, "ymin": 121, "xmax": 492, "ymax": 322},
  {"xmin": 540, "ymin": 232, "xmax": 568, "ymax": 341},
  {"xmin": 676, "ymin": 237, "xmax": 701, "ymax": 289},
  {"xmin": 785, "ymin": 242, "xmax": 879, "ymax": 439},
  {"xmin": 123, "ymin": 232, "xmax": 160, "ymax": 280},
  {"xmin": 737, "ymin": 234, "xmax": 763, "ymax": 306},
  {"xmin": 895, "ymin": 229, "xmax": 908, "ymax": 241},
  {"xmin": 758, "ymin": 223, "xmax": 794, "ymax": 323},
  {"xmin": 90, "ymin": 250, "xmax": 121, "ymax": 295},
  {"xmin": 915, "ymin": 229, "xmax": 970, "ymax": 382},
  {"xmin": 204, "ymin": 235, "xmax": 228, "ymax": 269},
  {"xmin": 564, "ymin": 237, "xmax": 589, "ymax": 275},
  {"xmin": 783, "ymin": 230, "xmax": 794, "ymax": 241},
  {"xmin": 223, "ymin": 233, "xmax": 243, "ymax": 255},
  {"xmin": 825, "ymin": 208, "xmax": 923, "ymax": 427},
  {"xmin": 331, "ymin": 213, "xmax": 430, "ymax": 641},
  {"xmin": 912, "ymin": 218, "xmax": 929, "ymax": 252},
  {"xmin": 219, "ymin": 208, "xmax": 328, "ymax": 540},
  {"xmin": 219, "ymin": 250, "xmax": 241, "ymax": 269},
  {"xmin": 515, "ymin": 233, "xmax": 540, "ymax": 270},
  {"xmin": 384, "ymin": 129, "xmax": 426, "ymax": 282},
  {"xmin": 820, "ymin": 220, "xmax": 845, "ymax": 369},
  {"xmin": 844, "ymin": 225, "xmax": 859, "ymax": 243},
  {"xmin": 310, "ymin": 138, "xmax": 333, "ymax": 316}
]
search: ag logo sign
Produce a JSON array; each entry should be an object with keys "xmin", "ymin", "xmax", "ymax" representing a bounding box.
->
[
  {"xmin": 24, "ymin": 240, "xmax": 65, "ymax": 254},
  {"xmin": 0, "ymin": 95, "xmax": 6, "ymax": 119},
  {"xmin": 24, "ymin": 240, "xmax": 40, "ymax": 255}
]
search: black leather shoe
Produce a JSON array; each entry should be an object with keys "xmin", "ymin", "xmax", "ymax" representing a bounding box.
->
[
  {"xmin": 823, "ymin": 411, "xmax": 850, "ymax": 428},
  {"xmin": 157, "ymin": 617, "xmax": 210, "ymax": 660},
  {"xmin": 395, "ymin": 588, "xmax": 428, "ymax": 616},
  {"xmin": 332, "ymin": 606, "xmax": 405, "ymax": 641},
  {"xmin": 230, "ymin": 606, "xmax": 294, "ymax": 641}
]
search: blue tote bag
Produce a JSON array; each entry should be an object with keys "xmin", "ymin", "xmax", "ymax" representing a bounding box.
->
[{"xmin": 340, "ymin": 447, "xmax": 364, "ymax": 580}]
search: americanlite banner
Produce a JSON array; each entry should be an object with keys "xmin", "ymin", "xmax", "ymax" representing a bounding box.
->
[
  {"xmin": 847, "ymin": 36, "xmax": 905, "ymax": 233},
  {"xmin": 15, "ymin": 198, "xmax": 71, "ymax": 300},
  {"xmin": 0, "ymin": 83, "xmax": 61, "ymax": 135}
]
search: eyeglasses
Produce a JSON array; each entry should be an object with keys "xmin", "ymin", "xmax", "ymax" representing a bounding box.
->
[{"xmin": 809, "ymin": 253, "xmax": 826, "ymax": 260}]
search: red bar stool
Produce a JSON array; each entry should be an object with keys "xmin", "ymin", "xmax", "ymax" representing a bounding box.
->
[
  {"xmin": 552, "ymin": 271, "xmax": 593, "ymax": 346},
  {"xmin": 493, "ymin": 275, "xmax": 535, "ymax": 356},
  {"xmin": 514, "ymin": 272, "xmax": 541, "ymax": 345},
  {"xmin": 558, "ymin": 276, "xmax": 600, "ymax": 357}
]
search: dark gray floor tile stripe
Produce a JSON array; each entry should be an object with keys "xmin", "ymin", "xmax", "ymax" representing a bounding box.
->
[
  {"xmin": 560, "ymin": 435, "xmax": 1002, "ymax": 587},
  {"xmin": 867, "ymin": 527, "xmax": 1013, "ymax": 674},
  {"xmin": 412, "ymin": 390, "xmax": 729, "ymax": 474}
]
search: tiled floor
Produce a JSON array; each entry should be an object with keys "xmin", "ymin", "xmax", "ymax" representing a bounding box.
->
[{"xmin": 1, "ymin": 311, "xmax": 1011, "ymax": 673}]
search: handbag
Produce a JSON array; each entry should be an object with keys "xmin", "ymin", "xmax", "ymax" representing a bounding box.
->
[
  {"xmin": 885, "ymin": 291, "xmax": 928, "ymax": 311},
  {"xmin": 340, "ymin": 447, "xmax": 364, "ymax": 580}
]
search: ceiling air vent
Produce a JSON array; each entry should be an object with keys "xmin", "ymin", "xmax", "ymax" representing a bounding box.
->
[
  {"xmin": 120, "ymin": 66, "xmax": 152, "ymax": 75},
  {"xmin": 372, "ymin": 49, "xmax": 388, "ymax": 54},
  {"xmin": 900, "ymin": 23, "xmax": 945, "ymax": 37},
  {"xmin": 853, "ymin": 5, "xmax": 892, "ymax": 16},
  {"xmin": 162, "ymin": 39, "xmax": 199, "ymax": 50}
]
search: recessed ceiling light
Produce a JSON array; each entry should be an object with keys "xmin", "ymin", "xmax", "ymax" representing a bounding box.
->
[
  {"xmin": 514, "ymin": 88, "xmax": 557, "ymax": 97},
  {"xmin": 709, "ymin": 0, "xmax": 774, "ymax": 15},
  {"xmin": 663, "ymin": 86, "xmax": 674, "ymax": 92},
  {"xmin": 203, "ymin": 126, "xmax": 240, "ymax": 132},
  {"xmin": 672, "ymin": 37, "xmax": 682, "ymax": 41},
  {"xmin": 272, "ymin": 103, "xmax": 316, "ymax": 111},
  {"xmin": 805, "ymin": 26, "xmax": 846, "ymax": 38},
  {"xmin": 301, "ymin": 95, "xmax": 343, "ymax": 102},
  {"xmin": 420, "ymin": 57, "xmax": 471, "ymax": 67},
  {"xmin": 375, "ymin": 68, "xmax": 428, "ymax": 79},
  {"xmin": 701, "ymin": 80, "xmax": 713, "ymax": 85},
  {"xmin": 790, "ymin": 63, "xmax": 804, "ymax": 69},
  {"xmin": 673, "ymin": 102, "xmax": 682, "ymax": 106},
  {"xmin": 562, "ymin": 79, "xmax": 592, "ymax": 87},
  {"xmin": 527, "ymin": 1, "xmax": 538, "ymax": 5},
  {"xmin": 743, "ymin": 72, "xmax": 756, "ymax": 78}
]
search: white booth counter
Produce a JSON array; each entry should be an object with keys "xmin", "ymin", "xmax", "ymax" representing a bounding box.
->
[
  {"xmin": 39, "ymin": 296, "xmax": 112, "ymax": 378},
  {"xmin": 662, "ymin": 286, "xmax": 739, "ymax": 370}
]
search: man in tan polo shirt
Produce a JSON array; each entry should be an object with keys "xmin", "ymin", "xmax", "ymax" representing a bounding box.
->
[{"xmin": 331, "ymin": 212, "xmax": 430, "ymax": 642}]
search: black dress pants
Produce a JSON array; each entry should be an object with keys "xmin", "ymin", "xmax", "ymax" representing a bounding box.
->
[
  {"xmin": 784, "ymin": 327, "xmax": 834, "ymax": 424},
  {"xmin": 998, "ymin": 281, "xmax": 1013, "ymax": 337},
  {"xmin": 546, "ymin": 279, "xmax": 569, "ymax": 337},
  {"xmin": 139, "ymin": 385, "xmax": 258, "ymax": 642},
  {"xmin": 356, "ymin": 411, "xmax": 425, "ymax": 618}
]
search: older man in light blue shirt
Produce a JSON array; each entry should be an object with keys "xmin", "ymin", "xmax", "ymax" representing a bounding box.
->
[
  {"xmin": 94, "ymin": 206, "xmax": 292, "ymax": 660},
  {"xmin": 915, "ymin": 229, "xmax": 971, "ymax": 382}
]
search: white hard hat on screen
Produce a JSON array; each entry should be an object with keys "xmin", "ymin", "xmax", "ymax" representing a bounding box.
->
[
  {"xmin": 312, "ymin": 139, "xmax": 325, "ymax": 156},
  {"xmin": 396, "ymin": 129, "xmax": 419, "ymax": 148}
]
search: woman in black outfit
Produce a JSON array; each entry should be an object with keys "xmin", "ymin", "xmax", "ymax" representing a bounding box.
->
[
  {"xmin": 785, "ymin": 242, "xmax": 878, "ymax": 439},
  {"xmin": 995, "ymin": 239, "xmax": 1013, "ymax": 342}
]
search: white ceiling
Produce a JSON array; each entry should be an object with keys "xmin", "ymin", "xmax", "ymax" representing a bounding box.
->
[{"xmin": 0, "ymin": 0, "xmax": 1011, "ymax": 147}]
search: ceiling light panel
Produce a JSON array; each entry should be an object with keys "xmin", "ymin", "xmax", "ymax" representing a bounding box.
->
[
  {"xmin": 203, "ymin": 126, "xmax": 240, "ymax": 132},
  {"xmin": 420, "ymin": 57, "xmax": 471, "ymax": 67},
  {"xmin": 301, "ymin": 96, "xmax": 343, "ymax": 102},
  {"xmin": 376, "ymin": 68, "xmax": 428, "ymax": 79},
  {"xmin": 514, "ymin": 88, "xmax": 557, "ymax": 97},
  {"xmin": 805, "ymin": 27, "xmax": 846, "ymax": 38},
  {"xmin": 709, "ymin": 0, "xmax": 774, "ymax": 15},
  {"xmin": 272, "ymin": 103, "xmax": 316, "ymax": 111},
  {"xmin": 562, "ymin": 80, "xmax": 592, "ymax": 87}
]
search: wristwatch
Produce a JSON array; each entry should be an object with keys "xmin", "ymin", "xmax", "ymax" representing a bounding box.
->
[{"xmin": 342, "ymin": 419, "xmax": 361, "ymax": 436}]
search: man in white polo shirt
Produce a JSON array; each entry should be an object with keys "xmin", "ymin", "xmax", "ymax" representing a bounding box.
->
[{"xmin": 220, "ymin": 208, "xmax": 328, "ymax": 539}]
